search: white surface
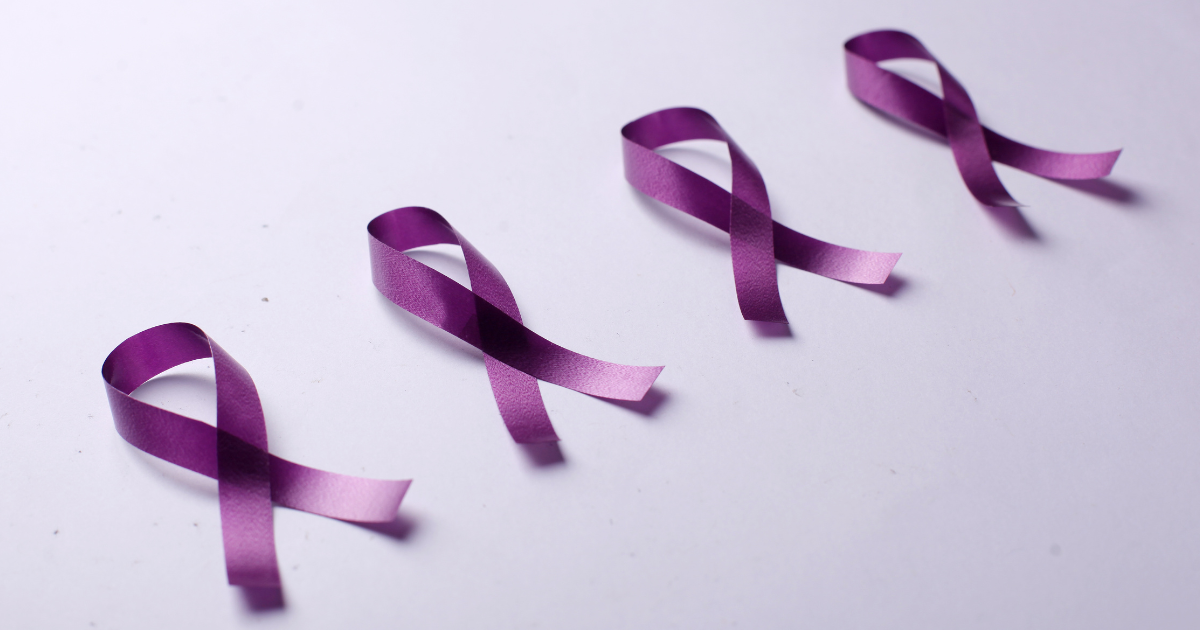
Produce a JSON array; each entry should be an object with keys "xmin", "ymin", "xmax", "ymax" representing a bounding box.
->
[{"xmin": 2, "ymin": 0, "xmax": 1198, "ymax": 628}]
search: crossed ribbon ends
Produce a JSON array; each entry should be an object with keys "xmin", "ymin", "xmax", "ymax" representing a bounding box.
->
[
  {"xmin": 102, "ymin": 322, "xmax": 411, "ymax": 588},
  {"xmin": 621, "ymin": 106, "xmax": 902, "ymax": 323},
  {"xmin": 844, "ymin": 29, "xmax": 1121, "ymax": 207},
  {"xmin": 368, "ymin": 207, "xmax": 664, "ymax": 445}
]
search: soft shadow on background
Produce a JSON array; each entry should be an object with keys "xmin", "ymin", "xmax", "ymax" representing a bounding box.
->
[
  {"xmin": 519, "ymin": 441, "xmax": 567, "ymax": 467},
  {"xmin": 242, "ymin": 587, "xmax": 285, "ymax": 613},
  {"xmin": 593, "ymin": 385, "xmax": 670, "ymax": 418}
]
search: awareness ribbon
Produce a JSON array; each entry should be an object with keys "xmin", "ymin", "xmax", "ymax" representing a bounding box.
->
[
  {"xmin": 368, "ymin": 207, "xmax": 664, "ymax": 444},
  {"xmin": 622, "ymin": 107, "xmax": 902, "ymax": 323},
  {"xmin": 102, "ymin": 322, "xmax": 411, "ymax": 588},
  {"xmin": 844, "ymin": 29, "xmax": 1121, "ymax": 207}
]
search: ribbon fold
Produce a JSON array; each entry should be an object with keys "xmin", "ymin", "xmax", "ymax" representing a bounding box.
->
[
  {"xmin": 844, "ymin": 29, "xmax": 1121, "ymax": 207},
  {"xmin": 102, "ymin": 322, "xmax": 411, "ymax": 588},
  {"xmin": 622, "ymin": 107, "xmax": 901, "ymax": 324},
  {"xmin": 368, "ymin": 206, "xmax": 664, "ymax": 444}
]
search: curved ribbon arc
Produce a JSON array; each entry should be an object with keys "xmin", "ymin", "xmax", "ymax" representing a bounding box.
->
[
  {"xmin": 102, "ymin": 322, "xmax": 411, "ymax": 588},
  {"xmin": 621, "ymin": 107, "xmax": 902, "ymax": 324},
  {"xmin": 844, "ymin": 29, "xmax": 1122, "ymax": 206},
  {"xmin": 368, "ymin": 207, "xmax": 664, "ymax": 445}
]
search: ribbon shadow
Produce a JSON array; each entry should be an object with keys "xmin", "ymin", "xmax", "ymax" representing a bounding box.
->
[
  {"xmin": 592, "ymin": 385, "xmax": 670, "ymax": 419},
  {"xmin": 981, "ymin": 203, "xmax": 1040, "ymax": 241},
  {"xmin": 1049, "ymin": 177, "xmax": 1144, "ymax": 207},
  {"xmin": 242, "ymin": 587, "xmax": 285, "ymax": 612},
  {"xmin": 749, "ymin": 321, "xmax": 793, "ymax": 338},
  {"xmin": 352, "ymin": 512, "xmax": 420, "ymax": 542},
  {"xmin": 519, "ymin": 442, "xmax": 567, "ymax": 467}
]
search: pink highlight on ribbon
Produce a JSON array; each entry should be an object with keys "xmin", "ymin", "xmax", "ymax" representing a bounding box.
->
[
  {"xmin": 844, "ymin": 29, "xmax": 1122, "ymax": 207},
  {"xmin": 622, "ymin": 107, "xmax": 902, "ymax": 324},
  {"xmin": 368, "ymin": 207, "xmax": 664, "ymax": 445},
  {"xmin": 102, "ymin": 323, "xmax": 411, "ymax": 588}
]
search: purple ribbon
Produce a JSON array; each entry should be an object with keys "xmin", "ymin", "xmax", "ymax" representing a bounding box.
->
[
  {"xmin": 622, "ymin": 107, "xmax": 902, "ymax": 324},
  {"xmin": 368, "ymin": 207, "xmax": 664, "ymax": 444},
  {"xmin": 102, "ymin": 323, "xmax": 411, "ymax": 588},
  {"xmin": 844, "ymin": 29, "xmax": 1122, "ymax": 207}
]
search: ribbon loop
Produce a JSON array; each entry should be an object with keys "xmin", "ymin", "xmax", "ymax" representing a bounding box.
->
[
  {"xmin": 102, "ymin": 323, "xmax": 411, "ymax": 588},
  {"xmin": 844, "ymin": 29, "xmax": 1122, "ymax": 206},
  {"xmin": 622, "ymin": 107, "xmax": 902, "ymax": 323},
  {"xmin": 368, "ymin": 207, "xmax": 664, "ymax": 445}
]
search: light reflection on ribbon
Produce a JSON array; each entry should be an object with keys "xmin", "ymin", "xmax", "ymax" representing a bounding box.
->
[
  {"xmin": 102, "ymin": 322, "xmax": 411, "ymax": 588},
  {"xmin": 844, "ymin": 29, "xmax": 1121, "ymax": 207},
  {"xmin": 369, "ymin": 207, "xmax": 664, "ymax": 445},
  {"xmin": 622, "ymin": 107, "xmax": 901, "ymax": 324}
]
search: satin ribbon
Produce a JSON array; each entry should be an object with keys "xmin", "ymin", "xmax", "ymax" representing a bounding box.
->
[
  {"xmin": 102, "ymin": 323, "xmax": 411, "ymax": 588},
  {"xmin": 621, "ymin": 107, "xmax": 902, "ymax": 324},
  {"xmin": 368, "ymin": 207, "xmax": 664, "ymax": 444},
  {"xmin": 844, "ymin": 29, "xmax": 1121, "ymax": 207}
]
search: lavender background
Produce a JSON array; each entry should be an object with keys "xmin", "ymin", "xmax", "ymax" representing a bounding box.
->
[{"xmin": 2, "ymin": 0, "xmax": 1197, "ymax": 628}]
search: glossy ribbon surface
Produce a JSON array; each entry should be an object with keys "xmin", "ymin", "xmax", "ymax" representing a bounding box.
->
[
  {"xmin": 845, "ymin": 29, "xmax": 1121, "ymax": 207},
  {"xmin": 622, "ymin": 107, "xmax": 901, "ymax": 323},
  {"xmin": 369, "ymin": 207, "xmax": 664, "ymax": 444},
  {"xmin": 102, "ymin": 323, "xmax": 411, "ymax": 588}
]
